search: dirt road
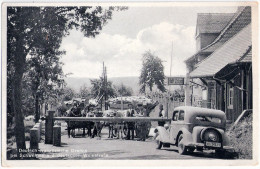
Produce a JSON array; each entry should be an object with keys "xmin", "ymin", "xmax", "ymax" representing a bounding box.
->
[{"xmin": 36, "ymin": 126, "xmax": 221, "ymax": 160}]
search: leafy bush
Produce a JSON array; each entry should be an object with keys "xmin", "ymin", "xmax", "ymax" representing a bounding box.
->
[{"xmin": 228, "ymin": 114, "xmax": 252, "ymax": 159}]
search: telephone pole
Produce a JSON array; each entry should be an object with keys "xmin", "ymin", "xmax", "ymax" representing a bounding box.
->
[
  {"xmin": 166, "ymin": 41, "xmax": 173, "ymax": 119},
  {"xmin": 169, "ymin": 41, "xmax": 173, "ymax": 91},
  {"xmin": 101, "ymin": 62, "xmax": 108, "ymax": 110},
  {"xmin": 104, "ymin": 66, "xmax": 108, "ymax": 110}
]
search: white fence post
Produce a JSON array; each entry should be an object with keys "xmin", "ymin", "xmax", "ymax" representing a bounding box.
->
[
  {"xmin": 53, "ymin": 124, "xmax": 61, "ymax": 146},
  {"xmin": 30, "ymin": 128, "xmax": 39, "ymax": 150}
]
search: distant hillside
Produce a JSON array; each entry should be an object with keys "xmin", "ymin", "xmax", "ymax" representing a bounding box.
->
[
  {"xmin": 109, "ymin": 76, "xmax": 140, "ymax": 94},
  {"xmin": 65, "ymin": 76, "xmax": 140, "ymax": 94},
  {"xmin": 64, "ymin": 77, "xmax": 93, "ymax": 92}
]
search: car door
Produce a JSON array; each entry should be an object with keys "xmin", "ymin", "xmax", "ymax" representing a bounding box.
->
[
  {"xmin": 170, "ymin": 110, "xmax": 185, "ymax": 144},
  {"xmin": 170, "ymin": 110, "xmax": 179, "ymax": 144},
  {"xmin": 177, "ymin": 110, "xmax": 185, "ymax": 132}
]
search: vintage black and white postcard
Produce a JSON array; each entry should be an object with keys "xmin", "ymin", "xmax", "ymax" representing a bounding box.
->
[{"xmin": 1, "ymin": 1, "xmax": 259, "ymax": 167}]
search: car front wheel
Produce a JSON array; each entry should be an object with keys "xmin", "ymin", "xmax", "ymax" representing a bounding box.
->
[{"xmin": 178, "ymin": 134, "xmax": 187, "ymax": 155}]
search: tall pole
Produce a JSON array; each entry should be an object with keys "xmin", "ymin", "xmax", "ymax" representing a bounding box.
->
[
  {"xmin": 100, "ymin": 62, "xmax": 104, "ymax": 111},
  {"xmin": 169, "ymin": 41, "xmax": 173, "ymax": 91},
  {"xmin": 104, "ymin": 66, "xmax": 108, "ymax": 110},
  {"xmin": 121, "ymin": 95, "xmax": 123, "ymax": 110},
  {"xmin": 166, "ymin": 41, "xmax": 173, "ymax": 119}
]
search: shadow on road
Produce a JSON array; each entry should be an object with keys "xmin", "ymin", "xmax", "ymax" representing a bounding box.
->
[
  {"xmin": 60, "ymin": 142, "xmax": 68, "ymax": 147},
  {"xmin": 162, "ymin": 149, "xmax": 178, "ymax": 153},
  {"xmin": 108, "ymin": 155, "xmax": 168, "ymax": 160},
  {"xmin": 160, "ymin": 148, "xmax": 222, "ymax": 159}
]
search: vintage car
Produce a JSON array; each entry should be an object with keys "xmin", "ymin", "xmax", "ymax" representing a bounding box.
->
[{"xmin": 154, "ymin": 106, "xmax": 234, "ymax": 155}]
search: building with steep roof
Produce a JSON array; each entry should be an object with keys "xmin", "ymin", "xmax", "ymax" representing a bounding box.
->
[
  {"xmin": 195, "ymin": 13, "xmax": 234, "ymax": 51},
  {"xmin": 185, "ymin": 6, "xmax": 252, "ymax": 122},
  {"xmin": 190, "ymin": 24, "xmax": 251, "ymax": 78},
  {"xmin": 186, "ymin": 6, "xmax": 251, "ymax": 70}
]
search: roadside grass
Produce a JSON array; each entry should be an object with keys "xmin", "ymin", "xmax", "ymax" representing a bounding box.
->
[
  {"xmin": 24, "ymin": 120, "xmax": 35, "ymax": 141},
  {"xmin": 228, "ymin": 114, "xmax": 252, "ymax": 159},
  {"xmin": 7, "ymin": 119, "xmax": 35, "ymax": 149}
]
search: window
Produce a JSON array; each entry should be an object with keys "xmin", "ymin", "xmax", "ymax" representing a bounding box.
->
[
  {"xmin": 202, "ymin": 89, "xmax": 207, "ymax": 100},
  {"xmin": 228, "ymin": 85, "xmax": 234, "ymax": 109},
  {"xmin": 172, "ymin": 111, "xmax": 179, "ymax": 121},
  {"xmin": 179, "ymin": 110, "xmax": 185, "ymax": 121},
  {"xmin": 195, "ymin": 116, "xmax": 222, "ymax": 124}
]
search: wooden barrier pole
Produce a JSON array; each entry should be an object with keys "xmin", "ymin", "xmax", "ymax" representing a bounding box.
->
[
  {"xmin": 53, "ymin": 117, "xmax": 171, "ymax": 122},
  {"xmin": 45, "ymin": 111, "xmax": 55, "ymax": 144}
]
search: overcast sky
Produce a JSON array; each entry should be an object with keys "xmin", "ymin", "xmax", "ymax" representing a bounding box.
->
[{"xmin": 60, "ymin": 6, "xmax": 238, "ymax": 78}]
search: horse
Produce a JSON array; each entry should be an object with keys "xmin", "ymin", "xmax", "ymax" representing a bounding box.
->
[
  {"xmin": 104, "ymin": 110, "xmax": 127, "ymax": 139},
  {"xmin": 66, "ymin": 106, "xmax": 90, "ymax": 138},
  {"xmin": 90, "ymin": 111, "xmax": 104, "ymax": 139}
]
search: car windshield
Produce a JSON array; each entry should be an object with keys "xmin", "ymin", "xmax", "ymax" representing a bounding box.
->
[{"xmin": 195, "ymin": 115, "xmax": 222, "ymax": 124}]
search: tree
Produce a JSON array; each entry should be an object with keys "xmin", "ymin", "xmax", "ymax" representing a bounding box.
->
[
  {"xmin": 139, "ymin": 51, "xmax": 166, "ymax": 93},
  {"xmin": 90, "ymin": 77, "xmax": 116, "ymax": 99},
  {"xmin": 115, "ymin": 83, "xmax": 133, "ymax": 96},
  {"xmin": 79, "ymin": 84, "xmax": 90, "ymax": 98},
  {"xmin": 26, "ymin": 51, "xmax": 64, "ymax": 122},
  {"xmin": 7, "ymin": 6, "xmax": 127, "ymax": 153},
  {"xmin": 62, "ymin": 86, "xmax": 76, "ymax": 101}
]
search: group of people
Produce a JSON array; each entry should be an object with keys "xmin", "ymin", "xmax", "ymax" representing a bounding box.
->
[
  {"xmin": 124, "ymin": 104, "xmax": 167, "ymax": 141},
  {"xmin": 65, "ymin": 102, "xmax": 103, "ymax": 138},
  {"xmin": 124, "ymin": 104, "xmax": 151, "ymax": 141},
  {"xmin": 65, "ymin": 102, "xmax": 166, "ymax": 141}
]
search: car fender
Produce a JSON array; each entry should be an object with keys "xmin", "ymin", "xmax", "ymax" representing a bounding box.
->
[
  {"xmin": 216, "ymin": 129, "xmax": 229, "ymax": 146},
  {"xmin": 192, "ymin": 126, "xmax": 205, "ymax": 143},
  {"xmin": 192, "ymin": 126, "xmax": 228, "ymax": 145},
  {"xmin": 178, "ymin": 127, "xmax": 193, "ymax": 145},
  {"xmin": 155, "ymin": 126, "xmax": 171, "ymax": 143}
]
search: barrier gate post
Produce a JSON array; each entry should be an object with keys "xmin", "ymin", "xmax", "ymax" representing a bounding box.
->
[{"xmin": 45, "ymin": 111, "xmax": 55, "ymax": 144}]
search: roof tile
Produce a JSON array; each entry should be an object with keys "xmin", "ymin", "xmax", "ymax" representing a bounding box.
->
[
  {"xmin": 196, "ymin": 13, "xmax": 234, "ymax": 35},
  {"xmin": 239, "ymin": 47, "xmax": 252, "ymax": 62},
  {"xmin": 186, "ymin": 6, "xmax": 251, "ymax": 63},
  {"xmin": 189, "ymin": 24, "xmax": 251, "ymax": 78}
]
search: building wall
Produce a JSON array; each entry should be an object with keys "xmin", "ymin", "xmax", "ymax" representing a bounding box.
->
[
  {"xmin": 223, "ymin": 66, "xmax": 252, "ymax": 122},
  {"xmin": 192, "ymin": 79, "xmax": 204, "ymax": 107},
  {"xmin": 247, "ymin": 66, "xmax": 253, "ymax": 109},
  {"xmin": 196, "ymin": 35, "xmax": 201, "ymax": 51},
  {"xmin": 186, "ymin": 78, "xmax": 207, "ymax": 108},
  {"xmin": 216, "ymin": 83, "xmax": 225, "ymax": 112},
  {"xmin": 225, "ymin": 75, "xmax": 242, "ymax": 122},
  {"xmin": 190, "ymin": 79, "xmax": 225, "ymax": 112},
  {"xmin": 200, "ymin": 80, "xmax": 223, "ymax": 110},
  {"xmin": 187, "ymin": 8, "xmax": 252, "ymax": 122},
  {"xmin": 197, "ymin": 53, "xmax": 209, "ymax": 63},
  {"xmin": 196, "ymin": 33, "xmax": 219, "ymax": 51},
  {"xmin": 189, "ymin": 32, "xmax": 219, "ymax": 108}
]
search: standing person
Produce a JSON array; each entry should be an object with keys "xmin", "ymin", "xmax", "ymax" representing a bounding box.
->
[
  {"xmin": 126, "ymin": 104, "xmax": 135, "ymax": 140},
  {"xmin": 158, "ymin": 104, "xmax": 166, "ymax": 127},
  {"xmin": 86, "ymin": 106, "xmax": 95, "ymax": 137},
  {"xmin": 91, "ymin": 108, "xmax": 99, "ymax": 138},
  {"xmin": 137, "ymin": 107, "xmax": 147, "ymax": 141},
  {"xmin": 91, "ymin": 110, "xmax": 103, "ymax": 139}
]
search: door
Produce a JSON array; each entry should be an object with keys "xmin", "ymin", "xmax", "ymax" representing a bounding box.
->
[
  {"xmin": 170, "ymin": 110, "xmax": 179, "ymax": 144},
  {"xmin": 170, "ymin": 110, "xmax": 185, "ymax": 144}
]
